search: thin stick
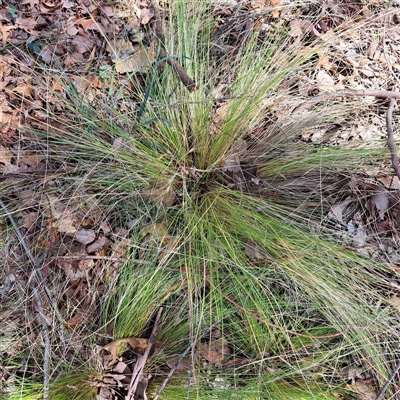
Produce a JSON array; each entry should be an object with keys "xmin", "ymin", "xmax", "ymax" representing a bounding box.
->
[
  {"xmin": 125, "ymin": 307, "xmax": 164, "ymax": 400},
  {"xmin": 385, "ymin": 98, "xmax": 400, "ymax": 181},
  {"xmin": 294, "ymin": 89, "xmax": 400, "ymax": 181},
  {"xmin": 375, "ymin": 360, "xmax": 400, "ymax": 400},
  {"xmin": 349, "ymin": 89, "xmax": 400, "ymax": 99},
  {"xmin": 0, "ymin": 198, "xmax": 51, "ymax": 398},
  {"xmin": 52, "ymin": 255, "xmax": 153, "ymax": 265},
  {"xmin": 153, "ymin": 311, "xmax": 236, "ymax": 400},
  {"xmin": 294, "ymin": 89, "xmax": 400, "ymax": 114},
  {"xmin": 152, "ymin": 340, "xmax": 191, "ymax": 400}
]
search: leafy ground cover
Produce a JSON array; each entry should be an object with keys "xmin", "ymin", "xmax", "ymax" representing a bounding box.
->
[{"xmin": 2, "ymin": 0, "xmax": 400, "ymax": 399}]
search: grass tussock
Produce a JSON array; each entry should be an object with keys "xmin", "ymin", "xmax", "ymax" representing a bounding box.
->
[{"xmin": 1, "ymin": 1, "xmax": 399, "ymax": 399}]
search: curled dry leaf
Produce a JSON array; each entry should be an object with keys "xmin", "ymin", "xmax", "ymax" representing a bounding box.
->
[
  {"xmin": 141, "ymin": 180, "xmax": 176, "ymax": 206},
  {"xmin": 39, "ymin": 0, "xmax": 63, "ymax": 13},
  {"xmin": 366, "ymin": 192, "xmax": 389, "ymax": 221},
  {"xmin": 329, "ymin": 197, "xmax": 354, "ymax": 225}
]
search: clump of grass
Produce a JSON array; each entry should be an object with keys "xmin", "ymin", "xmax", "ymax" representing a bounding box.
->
[{"xmin": 2, "ymin": 1, "xmax": 399, "ymax": 399}]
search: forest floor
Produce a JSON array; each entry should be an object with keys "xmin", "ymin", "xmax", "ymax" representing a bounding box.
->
[{"xmin": 2, "ymin": 1, "xmax": 400, "ymax": 399}]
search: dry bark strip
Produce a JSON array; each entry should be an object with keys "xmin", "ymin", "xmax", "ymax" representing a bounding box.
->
[
  {"xmin": 151, "ymin": 0, "xmax": 197, "ymax": 92},
  {"xmin": 385, "ymin": 97, "xmax": 400, "ymax": 181},
  {"xmin": 125, "ymin": 307, "xmax": 164, "ymax": 400}
]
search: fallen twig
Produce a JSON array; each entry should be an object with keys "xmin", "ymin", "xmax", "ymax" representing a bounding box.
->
[
  {"xmin": 52, "ymin": 255, "xmax": 153, "ymax": 265},
  {"xmin": 385, "ymin": 97, "xmax": 400, "ymax": 181},
  {"xmin": 151, "ymin": 0, "xmax": 197, "ymax": 92},
  {"xmin": 293, "ymin": 89, "xmax": 400, "ymax": 181},
  {"xmin": 294, "ymin": 89, "xmax": 400, "ymax": 114},
  {"xmin": 153, "ymin": 311, "xmax": 237, "ymax": 400},
  {"xmin": 125, "ymin": 307, "xmax": 164, "ymax": 400},
  {"xmin": 152, "ymin": 340, "xmax": 192, "ymax": 400},
  {"xmin": 349, "ymin": 89, "xmax": 400, "ymax": 99},
  {"xmin": 0, "ymin": 198, "xmax": 51, "ymax": 398},
  {"xmin": 375, "ymin": 360, "xmax": 400, "ymax": 400}
]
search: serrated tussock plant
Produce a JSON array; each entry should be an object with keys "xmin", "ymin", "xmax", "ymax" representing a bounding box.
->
[{"xmin": 2, "ymin": 1, "xmax": 399, "ymax": 399}]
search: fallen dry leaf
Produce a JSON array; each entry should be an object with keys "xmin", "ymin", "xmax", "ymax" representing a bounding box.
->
[
  {"xmin": 0, "ymin": 145, "xmax": 18, "ymax": 173},
  {"xmin": 377, "ymin": 175, "xmax": 400, "ymax": 190},
  {"xmin": 87, "ymin": 235, "xmax": 111, "ymax": 253},
  {"xmin": 346, "ymin": 379, "xmax": 376, "ymax": 399},
  {"xmin": 52, "ymin": 215, "xmax": 77, "ymax": 234},
  {"xmin": 329, "ymin": 197, "xmax": 353, "ymax": 225},
  {"xmin": 245, "ymin": 239, "xmax": 268, "ymax": 261},
  {"xmin": 198, "ymin": 338, "xmax": 230, "ymax": 366},
  {"xmin": 102, "ymin": 337, "xmax": 151, "ymax": 365},
  {"xmin": 72, "ymin": 35, "xmax": 95, "ymax": 54},
  {"xmin": 223, "ymin": 138, "xmax": 247, "ymax": 173},
  {"xmin": 366, "ymin": 192, "xmax": 389, "ymax": 221},
  {"xmin": 64, "ymin": 302, "xmax": 97, "ymax": 330},
  {"xmin": 140, "ymin": 180, "xmax": 176, "ymax": 206},
  {"xmin": 75, "ymin": 229, "xmax": 96, "ymax": 244},
  {"xmin": 316, "ymin": 69, "xmax": 336, "ymax": 92},
  {"xmin": 46, "ymin": 195, "xmax": 79, "ymax": 234},
  {"xmin": 39, "ymin": 0, "xmax": 63, "ymax": 13},
  {"xmin": 166, "ymin": 356, "xmax": 192, "ymax": 371},
  {"xmin": 289, "ymin": 19, "xmax": 302, "ymax": 37},
  {"xmin": 115, "ymin": 47, "xmax": 156, "ymax": 73},
  {"xmin": 16, "ymin": 17, "xmax": 38, "ymax": 32},
  {"xmin": 131, "ymin": 2, "xmax": 154, "ymax": 25}
]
